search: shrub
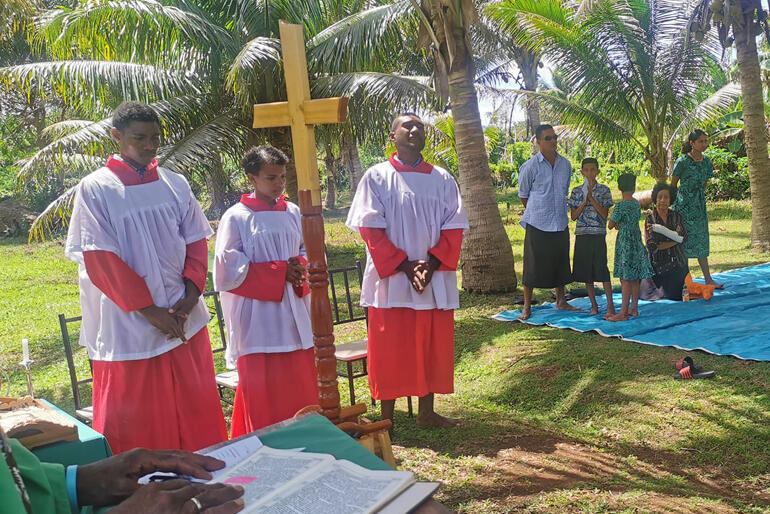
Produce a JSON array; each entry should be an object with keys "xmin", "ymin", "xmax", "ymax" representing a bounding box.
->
[
  {"xmin": 704, "ymin": 148, "xmax": 750, "ymax": 200},
  {"xmin": 490, "ymin": 162, "xmax": 518, "ymax": 188}
]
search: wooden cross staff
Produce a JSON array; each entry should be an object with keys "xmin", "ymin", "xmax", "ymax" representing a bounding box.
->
[{"xmin": 253, "ymin": 21, "xmax": 348, "ymax": 422}]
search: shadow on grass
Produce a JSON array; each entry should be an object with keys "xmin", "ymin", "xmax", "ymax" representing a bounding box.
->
[{"xmin": 390, "ymin": 318, "xmax": 770, "ymax": 509}]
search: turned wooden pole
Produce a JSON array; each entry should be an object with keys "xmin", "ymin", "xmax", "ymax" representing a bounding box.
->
[{"xmin": 298, "ymin": 189, "xmax": 341, "ymax": 423}]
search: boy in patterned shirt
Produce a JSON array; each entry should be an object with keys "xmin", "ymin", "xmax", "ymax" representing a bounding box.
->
[{"xmin": 568, "ymin": 158, "xmax": 616, "ymax": 319}]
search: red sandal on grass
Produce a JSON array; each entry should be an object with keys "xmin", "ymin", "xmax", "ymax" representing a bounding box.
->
[{"xmin": 673, "ymin": 356, "xmax": 716, "ymax": 379}]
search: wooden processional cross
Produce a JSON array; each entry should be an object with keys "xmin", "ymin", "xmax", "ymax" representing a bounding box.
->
[{"xmin": 252, "ymin": 21, "xmax": 348, "ymax": 423}]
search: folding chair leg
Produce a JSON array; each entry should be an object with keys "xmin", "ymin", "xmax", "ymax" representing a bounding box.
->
[
  {"xmin": 406, "ymin": 396, "xmax": 413, "ymax": 417},
  {"xmin": 347, "ymin": 362, "xmax": 356, "ymax": 406}
]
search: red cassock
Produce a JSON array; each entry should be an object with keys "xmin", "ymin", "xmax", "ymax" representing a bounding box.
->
[
  {"xmin": 359, "ymin": 226, "xmax": 463, "ymax": 400},
  {"xmin": 215, "ymin": 195, "xmax": 317, "ymax": 437},
  {"xmin": 82, "ymin": 158, "xmax": 226, "ymax": 453}
]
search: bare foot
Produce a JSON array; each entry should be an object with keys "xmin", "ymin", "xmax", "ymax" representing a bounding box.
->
[
  {"xmin": 706, "ymin": 280, "xmax": 724, "ymax": 289},
  {"xmin": 629, "ymin": 309, "xmax": 639, "ymax": 317},
  {"xmin": 607, "ymin": 313, "xmax": 629, "ymax": 322},
  {"xmin": 556, "ymin": 303, "xmax": 581, "ymax": 312},
  {"xmin": 604, "ymin": 311, "xmax": 616, "ymax": 321},
  {"xmin": 416, "ymin": 412, "xmax": 462, "ymax": 428},
  {"xmin": 518, "ymin": 309, "xmax": 531, "ymax": 321},
  {"xmin": 590, "ymin": 306, "xmax": 599, "ymax": 315}
]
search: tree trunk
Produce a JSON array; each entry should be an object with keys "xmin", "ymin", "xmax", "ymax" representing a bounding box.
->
[
  {"xmin": 273, "ymin": 128, "xmax": 299, "ymax": 202},
  {"xmin": 445, "ymin": 42, "xmax": 517, "ymax": 292},
  {"xmin": 205, "ymin": 153, "xmax": 229, "ymax": 217},
  {"xmin": 736, "ymin": 19, "xmax": 770, "ymax": 251},
  {"xmin": 341, "ymin": 127, "xmax": 363, "ymax": 193},
  {"xmin": 519, "ymin": 53, "xmax": 540, "ymax": 138},
  {"xmin": 647, "ymin": 139, "xmax": 668, "ymax": 182},
  {"xmin": 323, "ymin": 144, "xmax": 337, "ymax": 210}
]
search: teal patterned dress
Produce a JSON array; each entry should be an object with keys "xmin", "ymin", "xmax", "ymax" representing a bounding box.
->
[
  {"xmin": 671, "ymin": 154, "xmax": 713, "ymax": 258},
  {"xmin": 611, "ymin": 200, "xmax": 654, "ymax": 280}
]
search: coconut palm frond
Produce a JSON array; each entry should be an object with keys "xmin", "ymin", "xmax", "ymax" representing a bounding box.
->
[
  {"xmin": 18, "ymin": 118, "xmax": 114, "ymax": 184},
  {"xmin": 0, "ymin": 60, "xmax": 198, "ymax": 107},
  {"xmin": 225, "ymin": 37, "xmax": 282, "ymax": 109},
  {"xmin": 41, "ymin": 119, "xmax": 95, "ymax": 141},
  {"xmin": 28, "ymin": 185, "xmax": 76, "ymax": 242},
  {"xmin": 525, "ymin": 89, "xmax": 638, "ymax": 144},
  {"xmin": 158, "ymin": 111, "xmax": 252, "ymax": 175},
  {"xmin": 666, "ymin": 82, "xmax": 742, "ymax": 151},
  {"xmin": 308, "ymin": 1, "xmax": 417, "ymax": 73},
  {"xmin": 35, "ymin": 0, "xmax": 237, "ymax": 63}
]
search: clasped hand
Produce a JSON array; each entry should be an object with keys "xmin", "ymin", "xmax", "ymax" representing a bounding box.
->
[
  {"xmin": 286, "ymin": 257, "xmax": 307, "ymax": 287},
  {"xmin": 140, "ymin": 280, "xmax": 201, "ymax": 341},
  {"xmin": 398, "ymin": 258, "xmax": 439, "ymax": 293}
]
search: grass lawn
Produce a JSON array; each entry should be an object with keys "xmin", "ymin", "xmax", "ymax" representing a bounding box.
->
[{"xmin": 1, "ymin": 192, "xmax": 769, "ymax": 512}]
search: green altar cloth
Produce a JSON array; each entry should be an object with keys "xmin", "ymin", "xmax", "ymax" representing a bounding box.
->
[
  {"xmin": 31, "ymin": 400, "xmax": 112, "ymax": 467},
  {"xmin": 256, "ymin": 413, "xmax": 392, "ymax": 471}
]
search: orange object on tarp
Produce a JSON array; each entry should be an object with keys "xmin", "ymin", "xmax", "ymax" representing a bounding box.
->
[{"xmin": 685, "ymin": 273, "xmax": 716, "ymax": 300}]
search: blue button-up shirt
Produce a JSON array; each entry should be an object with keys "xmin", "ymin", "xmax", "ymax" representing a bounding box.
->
[{"xmin": 517, "ymin": 152, "xmax": 572, "ymax": 232}]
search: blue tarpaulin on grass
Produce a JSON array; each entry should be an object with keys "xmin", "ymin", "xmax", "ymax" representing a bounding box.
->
[{"xmin": 493, "ymin": 263, "xmax": 770, "ymax": 361}]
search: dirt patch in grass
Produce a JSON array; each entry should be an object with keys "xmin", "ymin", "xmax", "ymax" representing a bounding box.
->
[
  {"xmin": 520, "ymin": 365, "xmax": 562, "ymax": 379},
  {"xmin": 395, "ymin": 425, "xmax": 766, "ymax": 512}
]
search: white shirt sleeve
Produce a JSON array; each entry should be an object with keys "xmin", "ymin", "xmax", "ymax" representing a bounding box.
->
[
  {"xmin": 345, "ymin": 169, "xmax": 387, "ymax": 231},
  {"xmin": 65, "ymin": 178, "xmax": 121, "ymax": 264},
  {"xmin": 213, "ymin": 212, "xmax": 251, "ymax": 292}
]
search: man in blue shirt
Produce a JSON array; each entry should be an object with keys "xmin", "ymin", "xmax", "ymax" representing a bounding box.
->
[{"xmin": 517, "ymin": 125, "xmax": 578, "ymax": 320}]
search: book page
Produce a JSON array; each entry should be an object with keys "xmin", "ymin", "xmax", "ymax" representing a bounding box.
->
[
  {"xmin": 199, "ymin": 435, "xmax": 263, "ymax": 482},
  {"xmin": 254, "ymin": 459, "xmax": 414, "ymax": 514},
  {"xmin": 138, "ymin": 435, "xmax": 264, "ymax": 484},
  {"xmin": 213, "ymin": 447, "xmax": 332, "ymax": 508}
]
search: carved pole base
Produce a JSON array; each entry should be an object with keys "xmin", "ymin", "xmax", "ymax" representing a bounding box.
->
[{"xmin": 298, "ymin": 190, "xmax": 341, "ymax": 423}]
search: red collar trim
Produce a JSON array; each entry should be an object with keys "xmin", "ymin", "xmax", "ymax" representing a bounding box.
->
[
  {"xmin": 240, "ymin": 193, "xmax": 288, "ymax": 212},
  {"xmin": 106, "ymin": 155, "xmax": 159, "ymax": 185},
  {"xmin": 389, "ymin": 153, "xmax": 433, "ymax": 174}
]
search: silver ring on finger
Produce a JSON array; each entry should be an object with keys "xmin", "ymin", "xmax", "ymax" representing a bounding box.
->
[{"xmin": 188, "ymin": 496, "xmax": 204, "ymax": 512}]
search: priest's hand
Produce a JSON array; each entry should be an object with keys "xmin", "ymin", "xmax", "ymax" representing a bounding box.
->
[
  {"xmin": 76, "ymin": 448, "xmax": 231, "ymax": 507},
  {"xmin": 286, "ymin": 257, "xmax": 306, "ymax": 287},
  {"xmin": 139, "ymin": 305, "xmax": 187, "ymax": 341},
  {"xmin": 109, "ymin": 480, "xmax": 244, "ymax": 514}
]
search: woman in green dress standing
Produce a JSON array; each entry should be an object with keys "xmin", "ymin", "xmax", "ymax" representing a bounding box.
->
[{"xmin": 671, "ymin": 129, "xmax": 723, "ymax": 288}]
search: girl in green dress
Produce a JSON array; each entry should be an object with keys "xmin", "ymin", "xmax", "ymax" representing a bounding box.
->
[
  {"xmin": 671, "ymin": 129, "xmax": 723, "ymax": 288},
  {"xmin": 608, "ymin": 174, "xmax": 653, "ymax": 322}
]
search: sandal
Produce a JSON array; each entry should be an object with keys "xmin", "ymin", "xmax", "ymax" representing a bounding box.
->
[
  {"xmin": 674, "ymin": 357, "xmax": 695, "ymax": 371},
  {"xmin": 673, "ymin": 365, "xmax": 716, "ymax": 380}
]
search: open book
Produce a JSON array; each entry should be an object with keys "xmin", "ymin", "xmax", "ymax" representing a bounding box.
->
[
  {"xmin": 189, "ymin": 435, "xmax": 437, "ymax": 513},
  {"xmin": 212, "ymin": 446, "xmax": 416, "ymax": 513}
]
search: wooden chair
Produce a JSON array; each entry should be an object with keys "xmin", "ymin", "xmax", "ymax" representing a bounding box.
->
[
  {"xmin": 329, "ymin": 260, "xmax": 413, "ymax": 417},
  {"xmin": 58, "ymin": 313, "xmax": 94, "ymax": 423},
  {"xmin": 58, "ymin": 291, "xmax": 236, "ymax": 424},
  {"xmin": 203, "ymin": 291, "xmax": 238, "ymax": 403}
]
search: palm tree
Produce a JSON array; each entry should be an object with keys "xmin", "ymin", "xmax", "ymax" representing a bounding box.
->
[
  {"xmin": 489, "ymin": 0, "xmax": 740, "ymax": 181},
  {"xmin": 1, "ymin": 0, "xmax": 433, "ymax": 238},
  {"xmin": 313, "ymin": 0, "xmax": 519, "ymax": 292},
  {"xmin": 693, "ymin": 0, "xmax": 770, "ymax": 251}
]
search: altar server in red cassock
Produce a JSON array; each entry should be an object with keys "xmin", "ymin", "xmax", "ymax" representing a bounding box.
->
[
  {"xmin": 346, "ymin": 113, "xmax": 469, "ymax": 428},
  {"xmin": 214, "ymin": 146, "xmax": 318, "ymax": 436},
  {"xmin": 65, "ymin": 102, "xmax": 227, "ymax": 454}
]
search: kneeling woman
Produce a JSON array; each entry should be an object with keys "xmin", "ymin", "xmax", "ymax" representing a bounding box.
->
[
  {"xmin": 641, "ymin": 182, "xmax": 689, "ymax": 301},
  {"xmin": 214, "ymin": 146, "xmax": 317, "ymax": 436}
]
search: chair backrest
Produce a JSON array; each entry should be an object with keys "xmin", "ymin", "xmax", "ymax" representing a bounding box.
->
[
  {"xmin": 58, "ymin": 291, "xmax": 229, "ymax": 410},
  {"xmin": 327, "ymin": 260, "xmax": 368, "ymax": 326},
  {"xmin": 58, "ymin": 313, "xmax": 92, "ymax": 412},
  {"xmin": 203, "ymin": 291, "xmax": 227, "ymax": 355}
]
